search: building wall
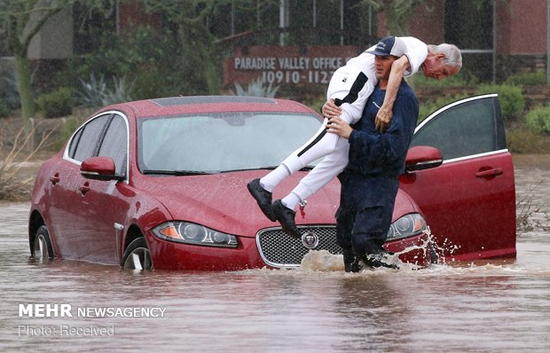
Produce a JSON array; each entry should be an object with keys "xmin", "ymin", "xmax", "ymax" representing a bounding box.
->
[
  {"xmin": 376, "ymin": 0, "xmax": 547, "ymax": 55},
  {"xmin": 495, "ymin": 0, "xmax": 548, "ymax": 77},
  {"xmin": 28, "ymin": 8, "xmax": 73, "ymax": 60},
  {"xmin": 375, "ymin": 0, "xmax": 445, "ymax": 44},
  {"xmin": 497, "ymin": 0, "xmax": 547, "ymax": 55},
  {"xmin": 407, "ymin": 0, "xmax": 446, "ymax": 44}
]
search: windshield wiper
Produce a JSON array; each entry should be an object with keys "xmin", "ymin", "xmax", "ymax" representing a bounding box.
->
[
  {"xmin": 218, "ymin": 166, "xmax": 280, "ymax": 173},
  {"xmin": 144, "ymin": 165, "xmax": 315, "ymax": 175},
  {"xmin": 142, "ymin": 169, "xmax": 212, "ymax": 176},
  {"xmin": 219, "ymin": 165, "xmax": 314, "ymax": 174}
]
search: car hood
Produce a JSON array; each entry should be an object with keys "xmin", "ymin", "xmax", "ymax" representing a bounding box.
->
[{"xmin": 134, "ymin": 171, "xmax": 341, "ymax": 237}]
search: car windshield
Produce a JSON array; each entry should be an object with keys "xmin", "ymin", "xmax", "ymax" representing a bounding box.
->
[{"xmin": 138, "ymin": 112, "xmax": 322, "ymax": 174}]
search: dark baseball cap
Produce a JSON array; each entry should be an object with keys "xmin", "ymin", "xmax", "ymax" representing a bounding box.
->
[{"xmin": 366, "ymin": 36, "xmax": 406, "ymax": 57}]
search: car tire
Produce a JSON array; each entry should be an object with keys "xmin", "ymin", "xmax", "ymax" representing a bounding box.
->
[
  {"xmin": 31, "ymin": 225, "xmax": 54, "ymax": 260},
  {"xmin": 121, "ymin": 237, "xmax": 153, "ymax": 271}
]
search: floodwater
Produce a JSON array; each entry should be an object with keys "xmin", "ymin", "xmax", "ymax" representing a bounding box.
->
[{"xmin": 1, "ymin": 155, "xmax": 549, "ymax": 352}]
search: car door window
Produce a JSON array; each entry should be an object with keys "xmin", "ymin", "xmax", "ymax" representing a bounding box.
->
[
  {"xmin": 68, "ymin": 128, "xmax": 83, "ymax": 158},
  {"xmin": 70, "ymin": 114, "xmax": 112, "ymax": 162},
  {"xmin": 410, "ymin": 94, "xmax": 506, "ymax": 160},
  {"xmin": 97, "ymin": 115, "xmax": 128, "ymax": 175}
]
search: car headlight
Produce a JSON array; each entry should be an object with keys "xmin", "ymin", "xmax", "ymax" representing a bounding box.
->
[
  {"xmin": 386, "ymin": 213, "xmax": 427, "ymax": 241},
  {"xmin": 152, "ymin": 222, "xmax": 238, "ymax": 248}
]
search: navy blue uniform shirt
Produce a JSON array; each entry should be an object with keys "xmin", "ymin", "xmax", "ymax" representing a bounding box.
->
[{"xmin": 339, "ymin": 79, "xmax": 419, "ymax": 208}]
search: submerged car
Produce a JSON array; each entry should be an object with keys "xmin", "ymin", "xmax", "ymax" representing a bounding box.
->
[{"xmin": 29, "ymin": 94, "xmax": 516, "ymax": 271}]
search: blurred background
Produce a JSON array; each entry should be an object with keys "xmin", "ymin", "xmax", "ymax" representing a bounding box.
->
[{"xmin": 1, "ymin": 0, "xmax": 550, "ymax": 159}]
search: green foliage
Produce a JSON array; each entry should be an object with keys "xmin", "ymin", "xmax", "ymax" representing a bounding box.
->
[
  {"xmin": 417, "ymin": 93, "xmax": 471, "ymax": 122},
  {"xmin": 506, "ymin": 126, "xmax": 550, "ymax": 154},
  {"xmin": 71, "ymin": 25, "xmax": 212, "ymax": 100},
  {"xmin": 1, "ymin": 1, "xmax": 67, "ymax": 119},
  {"xmin": 0, "ymin": 100, "xmax": 11, "ymax": 118},
  {"xmin": 130, "ymin": 66, "xmax": 183, "ymax": 101},
  {"xmin": 307, "ymin": 96, "xmax": 327, "ymax": 116},
  {"xmin": 0, "ymin": 70, "xmax": 21, "ymax": 109},
  {"xmin": 361, "ymin": 0, "xmax": 428, "ymax": 35},
  {"xmin": 504, "ymin": 71, "xmax": 547, "ymax": 86},
  {"xmin": 475, "ymin": 84, "xmax": 525, "ymax": 120},
  {"xmin": 407, "ymin": 70, "xmax": 476, "ymax": 89},
  {"xmin": 37, "ymin": 87, "xmax": 74, "ymax": 119},
  {"xmin": 0, "ymin": 122, "xmax": 55, "ymax": 201},
  {"xmin": 70, "ymin": 26, "xmax": 165, "ymax": 82},
  {"xmin": 233, "ymin": 79, "xmax": 279, "ymax": 98},
  {"xmin": 526, "ymin": 104, "xmax": 550, "ymax": 135},
  {"xmin": 78, "ymin": 73, "xmax": 132, "ymax": 107}
]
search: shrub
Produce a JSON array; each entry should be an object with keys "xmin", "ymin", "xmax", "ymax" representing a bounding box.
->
[
  {"xmin": 506, "ymin": 126, "xmax": 550, "ymax": 153},
  {"xmin": 505, "ymin": 71, "xmax": 547, "ymax": 86},
  {"xmin": 418, "ymin": 93, "xmax": 470, "ymax": 122},
  {"xmin": 475, "ymin": 84, "xmax": 525, "ymax": 120},
  {"xmin": 0, "ymin": 123, "xmax": 55, "ymax": 201},
  {"xmin": 233, "ymin": 79, "xmax": 279, "ymax": 98},
  {"xmin": 37, "ymin": 87, "xmax": 74, "ymax": 119},
  {"xmin": 78, "ymin": 73, "xmax": 132, "ymax": 107},
  {"xmin": 0, "ymin": 70, "xmax": 21, "ymax": 109},
  {"xmin": 78, "ymin": 73, "xmax": 108, "ymax": 107},
  {"xmin": 407, "ymin": 70, "xmax": 476, "ymax": 90},
  {"xmin": 526, "ymin": 104, "xmax": 550, "ymax": 135},
  {"xmin": 129, "ymin": 66, "xmax": 174, "ymax": 101},
  {"xmin": 306, "ymin": 96, "xmax": 326, "ymax": 116},
  {"xmin": 0, "ymin": 99, "xmax": 11, "ymax": 118},
  {"xmin": 71, "ymin": 25, "xmax": 211, "ymax": 100}
]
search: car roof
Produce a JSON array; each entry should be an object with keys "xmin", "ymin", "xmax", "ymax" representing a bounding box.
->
[{"xmin": 103, "ymin": 96, "xmax": 318, "ymax": 117}]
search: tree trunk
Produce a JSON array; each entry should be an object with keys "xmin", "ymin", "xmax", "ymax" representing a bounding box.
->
[
  {"xmin": 15, "ymin": 55, "xmax": 35, "ymax": 120},
  {"xmin": 204, "ymin": 48, "xmax": 221, "ymax": 95}
]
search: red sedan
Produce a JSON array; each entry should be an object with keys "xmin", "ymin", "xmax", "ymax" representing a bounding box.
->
[{"xmin": 29, "ymin": 94, "xmax": 515, "ymax": 270}]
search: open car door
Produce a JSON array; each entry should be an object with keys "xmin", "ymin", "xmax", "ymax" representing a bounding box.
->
[{"xmin": 400, "ymin": 94, "xmax": 516, "ymax": 261}]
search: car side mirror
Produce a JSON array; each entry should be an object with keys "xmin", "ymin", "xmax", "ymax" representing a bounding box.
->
[
  {"xmin": 80, "ymin": 156, "xmax": 124, "ymax": 181},
  {"xmin": 405, "ymin": 146, "xmax": 443, "ymax": 172}
]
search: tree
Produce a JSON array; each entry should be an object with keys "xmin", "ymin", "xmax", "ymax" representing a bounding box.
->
[
  {"xmin": 1, "ymin": 1, "xmax": 72, "ymax": 120},
  {"xmin": 139, "ymin": 0, "xmax": 275, "ymax": 95},
  {"xmin": 0, "ymin": 0, "xmax": 113, "ymax": 120},
  {"xmin": 138, "ymin": 0, "xmax": 227, "ymax": 95},
  {"xmin": 360, "ymin": 0, "xmax": 427, "ymax": 36}
]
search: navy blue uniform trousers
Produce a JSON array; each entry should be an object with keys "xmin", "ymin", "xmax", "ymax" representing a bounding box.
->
[{"xmin": 335, "ymin": 80, "xmax": 418, "ymax": 257}]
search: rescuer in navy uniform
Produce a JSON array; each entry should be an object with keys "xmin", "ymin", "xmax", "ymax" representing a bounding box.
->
[{"xmin": 326, "ymin": 43, "xmax": 419, "ymax": 271}]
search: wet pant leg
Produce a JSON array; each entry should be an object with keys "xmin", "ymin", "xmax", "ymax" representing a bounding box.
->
[{"xmin": 351, "ymin": 205, "xmax": 393, "ymax": 257}]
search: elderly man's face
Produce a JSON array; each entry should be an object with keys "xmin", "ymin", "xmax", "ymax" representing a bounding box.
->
[{"xmin": 422, "ymin": 54, "xmax": 460, "ymax": 80}]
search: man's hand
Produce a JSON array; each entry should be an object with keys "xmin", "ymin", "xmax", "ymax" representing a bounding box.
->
[
  {"xmin": 326, "ymin": 116, "xmax": 353, "ymax": 139},
  {"xmin": 322, "ymin": 99, "xmax": 342, "ymax": 117},
  {"xmin": 375, "ymin": 105, "xmax": 393, "ymax": 132}
]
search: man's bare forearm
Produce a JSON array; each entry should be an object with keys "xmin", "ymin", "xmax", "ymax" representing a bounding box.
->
[{"xmin": 375, "ymin": 56, "xmax": 409, "ymax": 131}]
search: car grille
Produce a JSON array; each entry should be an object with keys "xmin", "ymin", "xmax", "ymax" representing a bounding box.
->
[{"xmin": 256, "ymin": 225, "xmax": 342, "ymax": 268}]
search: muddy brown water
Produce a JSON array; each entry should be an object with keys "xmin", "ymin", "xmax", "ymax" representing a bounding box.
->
[{"xmin": 1, "ymin": 155, "xmax": 549, "ymax": 352}]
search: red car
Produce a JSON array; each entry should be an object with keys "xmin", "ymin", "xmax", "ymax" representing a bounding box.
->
[{"xmin": 29, "ymin": 94, "xmax": 515, "ymax": 271}]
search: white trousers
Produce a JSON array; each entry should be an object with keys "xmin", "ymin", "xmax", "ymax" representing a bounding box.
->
[{"xmin": 262, "ymin": 65, "xmax": 375, "ymax": 205}]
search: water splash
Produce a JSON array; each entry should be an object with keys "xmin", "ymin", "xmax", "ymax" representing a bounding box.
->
[
  {"xmin": 300, "ymin": 250, "xmax": 344, "ymax": 272},
  {"xmin": 299, "ymin": 227, "xmax": 466, "ymax": 273}
]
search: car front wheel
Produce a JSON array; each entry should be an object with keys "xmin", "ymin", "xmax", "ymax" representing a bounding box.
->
[
  {"xmin": 31, "ymin": 225, "xmax": 54, "ymax": 260},
  {"xmin": 121, "ymin": 237, "xmax": 153, "ymax": 271}
]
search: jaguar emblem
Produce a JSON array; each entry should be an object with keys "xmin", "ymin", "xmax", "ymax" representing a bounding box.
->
[{"xmin": 301, "ymin": 231, "xmax": 319, "ymax": 249}]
